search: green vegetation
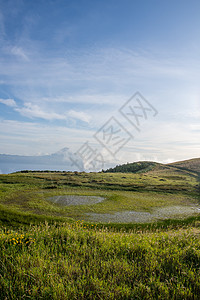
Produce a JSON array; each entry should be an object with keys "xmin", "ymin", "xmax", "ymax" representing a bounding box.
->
[
  {"xmin": 1, "ymin": 222, "xmax": 200, "ymax": 299},
  {"xmin": 104, "ymin": 158, "xmax": 200, "ymax": 175},
  {"xmin": 104, "ymin": 161, "xmax": 158, "ymax": 173},
  {"xmin": 0, "ymin": 159, "xmax": 200, "ymax": 299},
  {"xmin": 169, "ymin": 157, "xmax": 200, "ymax": 173},
  {"xmin": 0, "ymin": 170, "xmax": 199, "ymax": 222}
]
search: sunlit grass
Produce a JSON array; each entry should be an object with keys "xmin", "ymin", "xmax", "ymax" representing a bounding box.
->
[
  {"xmin": 0, "ymin": 170, "xmax": 199, "ymax": 222},
  {"xmin": 1, "ymin": 222, "xmax": 200, "ymax": 299},
  {"xmin": 0, "ymin": 170, "xmax": 199, "ymax": 298}
]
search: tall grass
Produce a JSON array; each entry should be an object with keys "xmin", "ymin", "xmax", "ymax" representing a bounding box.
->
[{"xmin": 1, "ymin": 221, "xmax": 200, "ymax": 299}]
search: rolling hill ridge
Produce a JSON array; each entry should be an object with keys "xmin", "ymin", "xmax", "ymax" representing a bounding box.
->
[{"xmin": 105, "ymin": 158, "xmax": 200, "ymax": 176}]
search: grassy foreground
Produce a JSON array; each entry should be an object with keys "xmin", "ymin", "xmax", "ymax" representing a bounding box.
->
[
  {"xmin": 1, "ymin": 221, "xmax": 200, "ymax": 299},
  {"xmin": 0, "ymin": 169, "xmax": 200, "ymax": 299}
]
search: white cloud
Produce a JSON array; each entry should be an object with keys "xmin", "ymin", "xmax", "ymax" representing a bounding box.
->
[
  {"xmin": 67, "ymin": 110, "xmax": 91, "ymax": 123},
  {"xmin": 189, "ymin": 124, "xmax": 200, "ymax": 131},
  {"xmin": 10, "ymin": 46, "xmax": 29, "ymax": 61},
  {"xmin": 0, "ymin": 98, "xmax": 17, "ymax": 107},
  {"xmin": 0, "ymin": 120, "xmax": 93, "ymax": 155},
  {"xmin": 0, "ymin": 46, "xmax": 197, "ymax": 102},
  {"xmin": 15, "ymin": 103, "xmax": 66, "ymax": 120}
]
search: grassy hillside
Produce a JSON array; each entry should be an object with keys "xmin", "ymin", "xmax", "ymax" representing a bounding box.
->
[
  {"xmin": 168, "ymin": 158, "xmax": 200, "ymax": 174},
  {"xmin": 0, "ymin": 161, "xmax": 200, "ymax": 299},
  {"xmin": 104, "ymin": 161, "xmax": 159, "ymax": 173},
  {"xmin": 104, "ymin": 158, "xmax": 200, "ymax": 175}
]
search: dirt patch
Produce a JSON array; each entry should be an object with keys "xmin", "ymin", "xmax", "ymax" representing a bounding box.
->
[
  {"xmin": 85, "ymin": 205, "xmax": 200, "ymax": 223},
  {"xmin": 48, "ymin": 195, "xmax": 104, "ymax": 206}
]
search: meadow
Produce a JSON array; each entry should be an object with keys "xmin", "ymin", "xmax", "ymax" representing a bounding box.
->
[{"xmin": 0, "ymin": 166, "xmax": 200, "ymax": 299}]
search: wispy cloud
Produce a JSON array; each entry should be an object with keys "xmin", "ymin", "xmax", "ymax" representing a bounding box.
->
[
  {"xmin": 0, "ymin": 98, "xmax": 17, "ymax": 107},
  {"xmin": 2, "ymin": 45, "xmax": 198, "ymax": 129},
  {"xmin": 10, "ymin": 46, "xmax": 29, "ymax": 61},
  {"xmin": 67, "ymin": 110, "xmax": 91, "ymax": 123},
  {"xmin": 15, "ymin": 102, "xmax": 66, "ymax": 120},
  {"xmin": 0, "ymin": 119, "xmax": 93, "ymax": 155},
  {"xmin": 1, "ymin": 46, "xmax": 197, "ymax": 100}
]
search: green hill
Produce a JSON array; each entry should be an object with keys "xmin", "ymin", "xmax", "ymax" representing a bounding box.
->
[
  {"xmin": 104, "ymin": 161, "xmax": 160, "ymax": 173},
  {"xmin": 168, "ymin": 158, "xmax": 200, "ymax": 174},
  {"xmin": 104, "ymin": 158, "xmax": 200, "ymax": 176}
]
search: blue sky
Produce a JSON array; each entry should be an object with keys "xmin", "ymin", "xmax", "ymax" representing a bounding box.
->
[{"xmin": 0, "ymin": 0, "xmax": 199, "ymax": 168}]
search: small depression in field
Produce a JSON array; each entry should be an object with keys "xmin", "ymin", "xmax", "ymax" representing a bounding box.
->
[
  {"xmin": 85, "ymin": 205, "xmax": 200, "ymax": 223},
  {"xmin": 86, "ymin": 211, "xmax": 152, "ymax": 223},
  {"xmin": 48, "ymin": 195, "xmax": 104, "ymax": 206}
]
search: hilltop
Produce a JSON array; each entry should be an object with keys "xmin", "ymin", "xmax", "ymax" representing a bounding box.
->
[
  {"xmin": 168, "ymin": 158, "xmax": 200, "ymax": 173},
  {"xmin": 104, "ymin": 158, "xmax": 200, "ymax": 176},
  {"xmin": 104, "ymin": 161, "xmax": 160, "ymax": 173}
]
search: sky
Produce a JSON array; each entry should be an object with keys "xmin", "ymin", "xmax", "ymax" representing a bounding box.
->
[{"xmin": 0, "ymin": 0, "xmax": 199, "ymax": 170}]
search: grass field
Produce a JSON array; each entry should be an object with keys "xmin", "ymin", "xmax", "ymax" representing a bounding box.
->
[
  {"xmin": 0, "ymin": 170, "xmax": 199, "ymax": 221},
  {"xmin": 0, "ymin": 166, "xmax": 200, "ymax": 299}
]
